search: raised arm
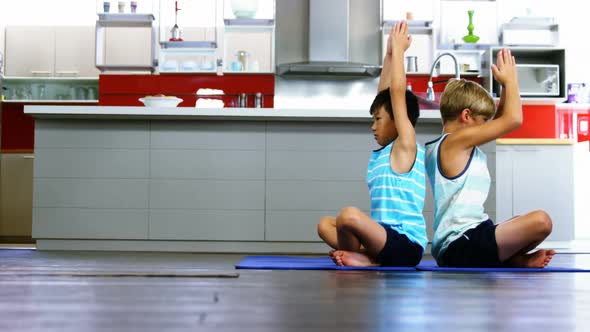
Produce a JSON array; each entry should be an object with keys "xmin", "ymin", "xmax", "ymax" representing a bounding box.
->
[
  {"xmin": 377, "ymin": 27, "xmax": 393, "ymax": 92},
  {"xmin": 388, "ymin": 21, "xmax": 417, "ymax": 173},
  {"xmin": 447, "ymin": 49, "xmax": 522, "ymax": 150},
  {"xmin": 494, "ymin": 75, "xmax": 508, "ymax": 119}
]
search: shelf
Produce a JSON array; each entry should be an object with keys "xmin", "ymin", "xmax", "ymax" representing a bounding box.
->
[
  {"xmin": 1, "ymin": 77, "xmax": 98, "ymax": 81},
  {"xmin": 97, "ymin": 13, "xmax": 155, "ymax": 27},
  {"xmin": 438, "ymin": 44, "xmax": 497, "ymax": 51},
  {"xmin": 382, "ymin": 20, "xmax": 433, "ymax": 35},
  {"xmin": 2, "ymin": 100, "xmax": 98, "ymax": 104},
  {"xmin": 96, "ymin": 65, "xmax": 156, "ymax": 72},
  {"xmin": 160, "ymin": 41, "xmax": 218, "ymax": 49},
  {"xmin": 224, "ymin": 18, "xmax": 275, "ymax": 26}
]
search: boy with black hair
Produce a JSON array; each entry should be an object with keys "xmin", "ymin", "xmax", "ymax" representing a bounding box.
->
[{"xmin": 317, "ymin": 21, "xmax": 427, "ymax": 267}]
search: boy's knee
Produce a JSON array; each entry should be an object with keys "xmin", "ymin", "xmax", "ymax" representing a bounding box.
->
[
  {"xmin": 533, "ymin": 210, "xmax": 552, "ymax": 236},
  {"xmin": 336, "ymin": 207, "xmax": 362, "ymax": 230},
  {"xmin": 317, "ymin": 216, "xmax": 331, "ymax": 236}
]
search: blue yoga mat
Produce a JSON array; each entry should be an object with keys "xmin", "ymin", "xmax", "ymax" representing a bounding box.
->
[
  {"xmin": 416, "ymin": 259, "xmax": 590, "ymax": 273},
  {"xmin": 235, "ymin": 255, "xmax": 416, "ymax": 271}
]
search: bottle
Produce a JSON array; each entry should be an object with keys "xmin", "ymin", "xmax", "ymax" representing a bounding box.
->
[
  {"xmin": 239, "ymin": 93, "xmax": 247, "ymax": 108},
  {"xmin": 216, "ymin": 59, "xmax": 223, "ymax": 76},
  {"xmin": 255, "ymin": 93, "xmax": 262, "ymax": 108},
  {"xmin": 406, "ymin": 83, "xmax": 412, "ymax": 92}
]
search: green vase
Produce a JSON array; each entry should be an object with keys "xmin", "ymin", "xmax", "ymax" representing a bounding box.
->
[{"xmin": 462, "ymin": 10, "xmax": 480, "ymax": 43}]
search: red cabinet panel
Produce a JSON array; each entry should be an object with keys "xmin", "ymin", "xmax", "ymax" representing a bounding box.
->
[
  {"xmin": 1, "ymin": 103, "xmax": 34, "ymax": 152},
  {"xmin": 1, "ymin": 102, "xmax": 98, "ymax": 152},
  {"xmin": 503, "ymin": 105, "xmax": 556, "ymax": 139}
]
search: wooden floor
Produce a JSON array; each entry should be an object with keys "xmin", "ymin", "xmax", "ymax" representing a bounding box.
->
[{"xmin": 1, "ymin": 249, "xmax": 590, "ymax": 331}]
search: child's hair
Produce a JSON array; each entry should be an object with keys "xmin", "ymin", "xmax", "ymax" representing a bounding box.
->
[
  {"xmin": 439, "ymin": 79, "xmax": 496, "ymax": 123},
  {"xmin": 370, "ymin": 88, "xmax": 420, "ymax": 127}
]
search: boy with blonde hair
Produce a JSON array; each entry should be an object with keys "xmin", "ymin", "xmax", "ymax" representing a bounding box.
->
[
  {"xmin": 317, "ymin": 21, "xmax": 427, "ymax": 267},
  {"xmin": 425, "ymin": 49, "xmax": 554, "ymax": 268}
]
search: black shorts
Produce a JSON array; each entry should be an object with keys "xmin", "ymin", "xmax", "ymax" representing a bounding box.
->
[
  {"xmin": 439, "ymin": 219, "xmax": 502, "ymax": 267},
  {"xmin": 376, "ymin": 223, "xmax": 423, "ymax": 267}
]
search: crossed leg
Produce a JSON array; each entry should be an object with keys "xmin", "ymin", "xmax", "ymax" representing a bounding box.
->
[
  {"xmin": 317, "ymin": 207, "xmax": 387, "ymax": 266},
  {"xmin": 495, "ymin": 210, "xmax": 555, "ymax": 268}
]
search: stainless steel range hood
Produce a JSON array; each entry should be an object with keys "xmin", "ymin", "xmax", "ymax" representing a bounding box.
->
[{"xmin": 277, "ymin": 0, "xmax": 381, "ymax": 78}]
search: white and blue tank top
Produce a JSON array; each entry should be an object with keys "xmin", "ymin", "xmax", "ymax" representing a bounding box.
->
[
  {"xmin": 425, "ymin": 134, "xmax": 491, "ymax": 261},
  {"xmin": 366, "ymin": 140, "xmax": 428, "ymax": 252}
]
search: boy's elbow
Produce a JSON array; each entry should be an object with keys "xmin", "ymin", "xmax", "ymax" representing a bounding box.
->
[
  {"xmin": 511, "ymin": 115, "xmax": 523, "ymax": 129},
  {"xmin": 505, "ymin": 114, "xmax": 522, "ymax": 130}
]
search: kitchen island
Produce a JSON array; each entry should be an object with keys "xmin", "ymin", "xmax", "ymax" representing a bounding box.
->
[{"xmin": 25, "ymin": 105, "xmax": 497, "ymax": 252}]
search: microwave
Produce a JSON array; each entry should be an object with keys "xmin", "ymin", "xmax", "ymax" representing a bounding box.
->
[{"xmin": 493, "ymin": 64, "xmax": 560, "ymax": 97}]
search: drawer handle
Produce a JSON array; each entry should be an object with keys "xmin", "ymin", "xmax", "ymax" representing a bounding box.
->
[
  {"xmin": 31, "ymin": 70, "xmax": 51, "ymax": 76},
  {"xmin": 22, "ymin": 155, "xmax": 34, "ymax": 159},
  {"xmin": 55, "ymin": 70, "xmax": 79, "ymax": 77}
]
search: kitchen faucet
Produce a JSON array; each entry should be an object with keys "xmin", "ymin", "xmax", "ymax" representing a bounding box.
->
[{"xmin": 426, "ymin": 52, "xmax": 460, "ymax": 101}]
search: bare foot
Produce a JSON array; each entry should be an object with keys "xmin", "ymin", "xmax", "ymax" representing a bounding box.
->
[
  {"xmin": 507, "ymin": 249, "xmax": 556, "ymax": 268},
  {"xmin": 328, "ymin": 250, "xmax": 337, "ymax": 264},
  {"xmin": 332, "ymin": 250, "xmax": 378, "ymax": 267}
]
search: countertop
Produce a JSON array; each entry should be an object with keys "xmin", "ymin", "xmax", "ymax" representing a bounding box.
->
[
  {"xmin": 496, "ymin": 138, "xmax": 577, "ymax": 145},
  {"xmin": 24, "ymin": 105, "xmax": 443, "ymax": 122}
]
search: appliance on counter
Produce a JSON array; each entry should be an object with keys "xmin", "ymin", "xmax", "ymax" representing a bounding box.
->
[
  {"xmin": 514, "ymin": 64, "xmax": 560, "ymax": 97},
  {"xmin": 484, "ymin": 47, "xmax": 565, "ymax": 100},
  {"xmin": 170, "ymin": 1, "xmax": 183, "ymax": 42}
]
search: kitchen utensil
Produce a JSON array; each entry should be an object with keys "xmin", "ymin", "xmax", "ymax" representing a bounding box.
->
[
  {"xmin": 170, "ymin": 1, "xmax": 183, "ymax": 41},
  {"xmin": 463, "ymin": 10, "xmax": 480, "ymax": 43},
  {"xmin": 249, "ymin": 60, "xmax": 260, "ymax": 72},
  {"xmin": 231, "ymin": 0, "xmax": 259, "ymax": 19},
  {"xmin": 230, "ymin": 61, "xmax": 243, "ymax": 71},
  {"xmin": 236, "ymin": 50, "xmax": 249, "ymax": 71},
  {"xmin": 405, "ymin": 56, "xmax": 418, "ymax": 73},
  {"xmin": 239, "ymin": 93, "xmax": 247, "ymax": 108},
  {"xmin": 118, "ymin": 1, "xmax": 125, "ymax": 13},
  {"xmin": 139, "ymin": 96, "xmax": 183, "ymax": 107},
  {"xmin": 87, "ymin": 87, "xmax": 97, "ymax": 100},
  {"xmin": 200, "ymin": 60, "xmax": 215, "ymax": 71}
]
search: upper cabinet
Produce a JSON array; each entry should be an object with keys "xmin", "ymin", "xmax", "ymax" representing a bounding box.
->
[
  {"xmin": 5, "ymin": 27, "xmax": 55, "ymax": 77},
  {"xmin": 222, "ymin": 0, "xmax": 275, "ymax": 73},
  {"xmin": 55, "ymin": 27, "xmax": 101, "ymax": 77},
  {"xmin": 156, "ymin": 0, "xmax": 275, "ymax": 74},
  {"xmin": 5, "ymin": 26, "xmax": 99, "ymax": 78}
]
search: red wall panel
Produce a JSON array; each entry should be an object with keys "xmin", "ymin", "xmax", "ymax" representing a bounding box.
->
[{"xmin": 99, "ymin": 73, "xmax": 275, "ymax": 107}]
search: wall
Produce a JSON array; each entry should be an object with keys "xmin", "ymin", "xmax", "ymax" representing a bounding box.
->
[{"xmin": 2, "ymin": 0, "xmax": 588, "ymax": 84}]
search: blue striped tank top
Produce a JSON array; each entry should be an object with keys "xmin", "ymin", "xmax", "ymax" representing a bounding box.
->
[
  {"xmin": 425, "ymin": 134, "xmax": 491, "ymax": 262},
  {"xmin": 366, "ymin": 140, "xmax": 428, "ymax": 251}
]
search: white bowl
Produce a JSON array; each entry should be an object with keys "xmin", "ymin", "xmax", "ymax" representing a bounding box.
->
[
  {"xmin": 139, "ymin": 96, "xmax": 183, "ymax": 107},
  {"xmin": 231, "ymin": 0, "xmax": 258, "ymax": 18}
]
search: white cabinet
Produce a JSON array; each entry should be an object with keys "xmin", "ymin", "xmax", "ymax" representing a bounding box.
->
[
  {"xmin": 5, "ymin": 26, "xmax": 98, "ymax": 77},
  {"xmin": 496, "ymin": 141, "xmax": 590, "ymax": 243},
  {"xmin": 103, "ymin": 26, "xmax": 153, "ymax": 67},
  {"xmin": 55, "ymin": 26, "xmax": 100, "ymax": 77},
  {"xmin": 0, "ymin": 153, "xmax": 33, "ymax": 240},
  {"xmin": 95, "ymin": 14, "xmax": 157, "ymax": 72},
  {"xmin": 5, "ymin": 27, "xmax": 55, "ymax": 77}
]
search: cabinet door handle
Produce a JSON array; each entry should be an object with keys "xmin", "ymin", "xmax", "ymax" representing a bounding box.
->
[
  {"xmin": 22, "ymin": 155, "xmax": 35, "ymax": 159},
  {"xmin": 55, "ymin": 70, "xmax": 79, "ymax": 77},
  {"xmin": 31, "ymin": 70, "xmax": 52, "ymax": 76}
]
